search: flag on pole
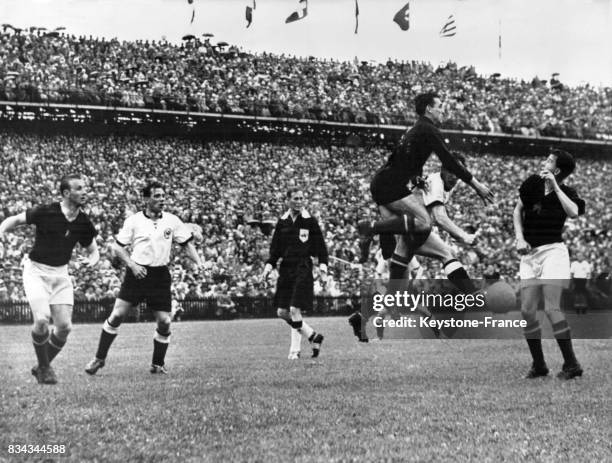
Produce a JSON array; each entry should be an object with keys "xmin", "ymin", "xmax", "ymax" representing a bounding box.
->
[
  {"xmin": 354, "ymin": 0, "xmax": 359, "ymax": 34},
  {"xmin": 286, "ymin": 0, "xmax": 308, "ymax": 23},
  {"xmin": 393, "ymin": 2, "xmax": 410, "ymax": 31},
  {"xmin": 246, "ymin": 0, "xmax": 256, "ymax": 28},
  {"xmin": 498, "ymin": 19, "xmax": 502, "ymax": 59},
  {"xmin": 188, "ymin": 0, "xmax": 195, "ymax": 24},
  {"xmin": 440, "ymin": 15, "xmax": 456, "ymax": 37}
]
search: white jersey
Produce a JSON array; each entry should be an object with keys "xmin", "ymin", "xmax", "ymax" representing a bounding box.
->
[
  {"xmin": 115, "ymin": 211, "xmax": 193, "ymax": 267},
  {"xmin": 422, "ymin": 172, "xmax": 453, "ymax": 207}
]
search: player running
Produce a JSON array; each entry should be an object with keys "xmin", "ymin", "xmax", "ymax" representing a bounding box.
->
[{"xmin": 0, "ymin": 174, "xmax": 99, "ymax": 385}]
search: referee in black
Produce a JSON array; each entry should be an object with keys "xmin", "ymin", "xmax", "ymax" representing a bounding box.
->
[{"xmin": 261, "ymin": 188, "xmax": 328, "ymax": 359}]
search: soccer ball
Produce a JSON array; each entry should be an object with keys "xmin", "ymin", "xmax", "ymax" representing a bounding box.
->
[{"xmin": 483, "ymin": 281, "xmax": 517, "ymax": 313}]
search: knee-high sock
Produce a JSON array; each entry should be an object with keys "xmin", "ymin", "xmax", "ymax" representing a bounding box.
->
[
  {"xmin": 290, "ymin": 329, "xmax": 302, "ymax": 353},
  {"xmin": 47, "ymin": 330, "xmax": 67, "ymax": 363},
  {"xmin": 290, "ymin": 312, "xmax": 315, "ymax": 340},
  {"xmin": 372, "ymin": 214, "xmax": 414, "ymax": 235},
  {"xmin": 523, "ymin": 319, "xmax": 545, "ymax": 367},
  {"xmin": 32, "ymin": 330, "xmax": 50, "ymax": 368},
  {"xmin": 95, "ymin": 318, "xmax": 120, "ymax": 360},
  {"xmin": 444, "ymin": 259, "xmax": 477, "ymax": 294},
  {"xmin": 152, "ymin": 328, "xmax": 171, "ymax": 367},
  {"xmin": 552, "ymin": 319, "xmax": 577, "ymax": 366}
]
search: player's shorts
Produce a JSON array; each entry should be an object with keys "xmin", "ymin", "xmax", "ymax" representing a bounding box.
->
[
  {"xmin": 118, "ymin": 265, "xmax": 172, "ymax": 312},
  {"xmin": 23, "ymin": 256, "xmax": 74, "ymax": 308},
  {"xmin": 274, "ymin": 263, "xmax": 314, "ymax": 311},
  {"xmin": 519, "ymin": 242, "xmax": 570, "ymax": 287},
  {"xmin": 370, "ymin": 170, "xmax": 411, "ymax": 206}
]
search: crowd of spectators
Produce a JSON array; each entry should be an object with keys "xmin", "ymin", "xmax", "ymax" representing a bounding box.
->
[
  {"xmin": 1, "ymin": 29, "xmax": 611, "ymax": 140},
  {"xmin": 1, "ymin": 132, "xmax": 610, "ymax": 303}
]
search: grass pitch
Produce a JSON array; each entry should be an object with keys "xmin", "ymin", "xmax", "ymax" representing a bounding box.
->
[{"xmin": 0, "ymin": 318, "xmax": 610, "ymax": 462}]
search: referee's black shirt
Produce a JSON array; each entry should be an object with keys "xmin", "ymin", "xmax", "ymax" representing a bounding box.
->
[
  {"xmin": 266, "ymin": 210, "xmax": 328, "ymax": 269},
  {"xmin": 379, "ymin": 116, "xmax": 473, "ymax": 186}
]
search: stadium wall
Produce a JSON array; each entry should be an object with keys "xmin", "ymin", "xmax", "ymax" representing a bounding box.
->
[{"xmin": 1, "ymin": 102, "xmax": 611, "ymax": 159}]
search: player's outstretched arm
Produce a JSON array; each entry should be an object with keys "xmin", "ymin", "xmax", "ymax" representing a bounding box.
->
[
  {"xmin": 429, "ymin": 204, "xmax": 475, "ymax": 244},
  {"xmin": 513, "ymin": 199, "xmax": 530, "ymax": 254},
  {"xmin": 0, "ymin": 212, "xmax": 27, "ymax": 237}
]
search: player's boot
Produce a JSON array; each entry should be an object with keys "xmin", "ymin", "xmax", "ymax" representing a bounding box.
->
[
  {"xmin": 150, "ymin": 364, "xmax": 168, "ymax": 374},
  {"xmin": 557, "ymin": 363, "xmax": 583, "ymax": 380},
  {"xmin": 85, "ymin": 358, "xmax": 105, "ymax": 375},
  {"xmin": 36, "ymin": 365, "xmax": 58, "ymax": 385},
  {"xmin": 311, "ymin": 334, "xmax": 324, "ymax": 358},
  {"xmin": 525, "ymin": 364, "xmax": 549, "ymax": 379},
  {"xmin": 288, "ymin": 351, "xmax": 300, "ymax": 360},
  {"xmin": 31, "ymin": 365, "xmax": 38, "ymax": 378},
  {"xmin": 357, "ymin": 220, "xmax": 374, "ymax": 263},
  {"xmin": 348, "ymin": 312, "xmax": 368, "ymax": 342}
]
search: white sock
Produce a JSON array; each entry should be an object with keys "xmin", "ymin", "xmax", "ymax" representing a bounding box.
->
[
  {"xmin": 290, "ymin": 329, "xmax": 302, "ymax": 352},
  {"xmin": 300, "ymin": 322, "xmax": 314, "ymax": 340}
]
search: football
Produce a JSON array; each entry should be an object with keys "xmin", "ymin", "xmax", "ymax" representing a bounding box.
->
[{"xmin": 483, "ymin": 281, "xmax": 517, "ymax": 313}]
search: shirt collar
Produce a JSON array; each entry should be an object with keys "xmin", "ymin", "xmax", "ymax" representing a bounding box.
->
[
  {"xmin": 281, "ymin": 209, "xmax": 311, "ymax": 220},
  {"xmin": 420, "ymin": 115, "xmax": 436, "ymax": 126},
  {"xmin": 143, "ymin": 209, "xmax": 163, "ymax": 220}
]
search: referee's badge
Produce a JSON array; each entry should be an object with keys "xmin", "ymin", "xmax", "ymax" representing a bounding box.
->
[
  {"xmin": 164, "ymin": 228, "xmax": 172, "ymax": 240},
  {"xmin": 299, "ymin": 228, "xmax": 309, "ymax": 243}
]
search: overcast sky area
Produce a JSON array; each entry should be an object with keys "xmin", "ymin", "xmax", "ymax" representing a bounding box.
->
[{"xmin": 2, "ymin": 0, "xmax": 611, "ymax": 86}]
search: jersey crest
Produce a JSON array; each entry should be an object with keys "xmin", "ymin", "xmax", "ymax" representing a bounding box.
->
[
  {"xmin": 164, "ymin": 228, "xmax": 172, "ymax": 240},
  {"xmin": 299, "ymin": 228, "xmax": 309, "ymax": 243}
]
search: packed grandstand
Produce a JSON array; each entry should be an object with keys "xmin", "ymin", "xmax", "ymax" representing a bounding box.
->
[{"xmin": 1, "ymin": 30, "xmax": 612, "ymax": 140}]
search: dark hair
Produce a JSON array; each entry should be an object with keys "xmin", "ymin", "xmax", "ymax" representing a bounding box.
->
[
  {"xmin": 142, "ymin": 181, "xmax": 164, "ymax": 198},
  {"xmin": 415, "ymin": 92, "xmax": 440, "ymax": 116},
  {"xmin": 286, "ymin": 188, "xmax": 303, "ymax": 200},
  {"xmin": 551, "ymin": 149, "xmax": 575, "ymax": 181},
  {"xmin": 59, "ymin": 174, "xmax": 82, "ymax": 197}
]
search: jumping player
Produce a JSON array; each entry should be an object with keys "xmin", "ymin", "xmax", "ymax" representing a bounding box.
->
[
  {"xmin": 0, "ymin": 174, "xmax": 99, "ymax": 384},
  {"xmin": 514, "ymin": 149, "xmax": 585, "ymax": 380}
]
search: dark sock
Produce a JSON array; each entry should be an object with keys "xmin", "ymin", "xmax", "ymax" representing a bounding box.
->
[
  {"xmin": 95, "ymin": 318, "xmax": 120, "ymax": 360},
  {"xmin": 380, "ymin": 234, "xmax": 397, "ymax": 260},
  {"xmin": 389, "ymin": 254, "xmax": 409, "ymax": 280},
  {"xmin": 376, "ymin": 325, "xmax": 385, "ymax": 339},
  {"xmin": 553, "ymin": 320, "xmax": 577, "ymax": 366},
  {"xmin": 47, "ymin": 330, "xmax": 67, "ymax": 363},
  {"xmin": 373, "ymin": 214, "xmax": 413, "ymax": 235},
  {"xmin": 32, "ymin": 330, "xmax": 50, "ymax": 368},
  {"xmin": 523, "ymin": 320, "xmax": 545, "ymax": 367},
  {"xmin": 444, "ymin": 260, "xmax": 477, "ymax": 293},
  {"xmin": 152, "ymin": 329, "xmax": 170, "ymax": 366}
]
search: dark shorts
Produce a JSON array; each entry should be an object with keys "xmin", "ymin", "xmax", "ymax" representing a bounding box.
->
[
  {"xmin": 274, "ymin": 264, "xmax": 314, "ymax": 311},
  {"xmin": 370, "ymin": 169, "xmax": 411, "ymax": 206},
  {"xmin": 118, "ymin": 266, "xmax": 172, "ymax": 312}
]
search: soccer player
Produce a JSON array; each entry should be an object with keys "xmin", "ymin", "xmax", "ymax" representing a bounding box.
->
[
  {"xmin": 514, "ymin": 149, "xmax": 585, "ymax": 380},
  {"xmin": 85, "ymin": 181, "xmax": 202, "ymax": 375},
  {"xmin": 261, "ymin": 188, "xmax": 327, "ymax": 359},
  {"xmin": 0, "ymin": 174, "xmax": 99, "ymax": 384},
  {"xmin": 350, "ymin": 154, "xmax": 479, "ymax": 341}
]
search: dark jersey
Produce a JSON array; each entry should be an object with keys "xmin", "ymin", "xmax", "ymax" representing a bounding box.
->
[
  {"xmin": 266, "ymin": 210, "xmax": 328, "ymax": 269},
  {"xmin": 26, "ymin": 202, "xmax": 97, "ymax": 267},
  {"xmin": 378, "ymin": 116, "xmax": 473, "ymax": 187},
  {"xmin": 519, "ymin": 175, "xmax": 585, "ymax": 248}
]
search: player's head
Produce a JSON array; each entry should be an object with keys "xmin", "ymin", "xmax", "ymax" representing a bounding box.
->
[
  {"xmin": 59, "ymin": 173, "xmax": 87, "ymax": 207},
  {"xmin": 441, "ymin": 152, "xmax": 466, "ymax": 190},
  {"xmin": 142, "ymin": 181, "xmax": 165, "ymax": 214},
  {"xmin": 543, "ymin": 149, "xmax": 576, "ymax": 182},
  {"xmin": 415, "ymin": 92, "xmax": 442, "ymax": 121},
  {"xmin": 286, "ymin": 188, "xmax": 304, "ymax": 213}
]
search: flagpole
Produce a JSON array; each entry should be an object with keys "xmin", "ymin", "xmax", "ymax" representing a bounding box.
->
[{"xmin": 498, "ymin": 19, "xmax": 502, "ymax": 60}]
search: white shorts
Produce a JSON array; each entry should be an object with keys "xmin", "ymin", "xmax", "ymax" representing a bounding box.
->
[
  {"xmin": 23, "ymin": 257, "xmax": 74, "ymax": 308},
  {"xmin": 519, "ymin": 242, "xmax": 570, "ymax": 287}
]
